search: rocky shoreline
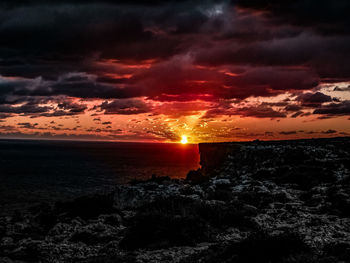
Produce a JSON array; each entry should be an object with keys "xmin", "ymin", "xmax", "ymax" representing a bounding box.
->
[{"xmin": 1, "ymin": 137, "xmax": 350, "ymax": 262}]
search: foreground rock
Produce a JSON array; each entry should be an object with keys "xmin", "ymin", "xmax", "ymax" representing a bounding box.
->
[{"xmin": 1, "ymin": 137, "xmax": 350, "ymax": 262}]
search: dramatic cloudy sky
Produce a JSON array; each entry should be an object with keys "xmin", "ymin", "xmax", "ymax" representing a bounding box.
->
[{"xmin": 0, "ymin": 0, "xmax": 349, "ymax": 142}]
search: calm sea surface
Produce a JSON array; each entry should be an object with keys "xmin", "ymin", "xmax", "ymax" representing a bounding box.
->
[{"xmin": 0, "ymin": 139, "xmax": 199, "ymax": 213}]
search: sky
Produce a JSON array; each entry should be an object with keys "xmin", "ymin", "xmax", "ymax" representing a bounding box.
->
[{"xmin": 0, "ymin": 0, "xmax": 349, "ymax": 143}]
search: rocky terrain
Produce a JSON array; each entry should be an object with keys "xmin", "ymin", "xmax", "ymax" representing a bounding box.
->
[{"xmin": 1, "ymin": 137, "xmax": 350, "ymax": 262}]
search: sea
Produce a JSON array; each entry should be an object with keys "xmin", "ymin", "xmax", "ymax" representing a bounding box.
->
[{"xmin": 0, "ymin": 139, "xmax": 199, "ymax": 214}]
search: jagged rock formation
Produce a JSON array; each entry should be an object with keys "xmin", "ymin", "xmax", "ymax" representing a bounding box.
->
[{"xmin": 1, "ymin": 137, "xmax": 350, "ymax": 262}]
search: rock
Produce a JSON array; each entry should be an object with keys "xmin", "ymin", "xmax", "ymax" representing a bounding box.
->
[
  {"xmin": 325, "ymin": 185, "xmax": 350, "ymax": 217},
  {"xmin": 47, "ymin": 222, "xmax": 75, "ymax": 242},
  {"xmin": 277, "ymin": 165, "xmax": 336, "ymax": 190},
  {"xmin": 0, "ymin": 257, "xmax": 15, "ymax": 263},
  {"xmin": 207, "ymin": 188, "xmax": 233, "ymax": 201},
  {"xmin": 7, "ymin": 239, "xmax": 42, "ymax": 262},
  {"xmin": 69, "ymin": 229, "xmax": 111, "ymax": 245},
  {"xmin": 130, "ymin": 174, "xmax": 172, "ymax": 185},
  {"xmin": 101, "ymin": 214, "xmax": 122, "ymax": 227},
  {"xmin": 27, "ymin": 203, "xmax": 57, "ymax": 236},
  {"xmin": 213, "ymin": 178, "xmax": 231, "ymax": 186},
  {"xmin": 55, "ymin": 192, "xmax": 115, "ymax": 220},
  {"xmin": 186, "ymin": 169, "xmax": 209, "ymax": 184},
  {"xmin": 120, "ymin": 214, "xmax": 209, "ymax": 250},
  {"xmin": 323, "ymin": 242, "xmax": 350, "ymax": 261},
  {"xmin": 183, "ymin": 231, "xmax": 312, "ymax": 263},
  {"xmin": 179, "ymin": 185, "xmax": 205, "ymax": 199}
]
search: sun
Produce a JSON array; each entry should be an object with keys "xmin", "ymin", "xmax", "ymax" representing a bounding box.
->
[{"xmin": 180, "ymin": 135, "xmax": 188, "ymax": 144}]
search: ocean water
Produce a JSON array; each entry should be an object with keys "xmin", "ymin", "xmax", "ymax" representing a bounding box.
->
[{"xmin": 0, "ymin": 139, "xmax": 199, "ymax": 213}]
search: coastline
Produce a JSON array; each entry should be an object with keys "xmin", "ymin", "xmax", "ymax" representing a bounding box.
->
[{"xmin": 1, "ymin": 137, "xmax": 350, "ymax": 262}]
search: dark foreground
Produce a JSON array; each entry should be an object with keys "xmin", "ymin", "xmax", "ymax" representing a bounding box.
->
[{"xmin": 1, "ymin": 137, "xmax": 350, "ymax": 262}]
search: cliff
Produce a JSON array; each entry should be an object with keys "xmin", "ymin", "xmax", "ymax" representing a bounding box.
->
[{"xmin": 199, "ymin": 137, "xmax": 350, "ymax": 189}]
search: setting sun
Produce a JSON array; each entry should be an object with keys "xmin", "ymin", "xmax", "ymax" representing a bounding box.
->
[{"xmin": 181, "ymin": 135, "xmax": 188, "ymax": 144}]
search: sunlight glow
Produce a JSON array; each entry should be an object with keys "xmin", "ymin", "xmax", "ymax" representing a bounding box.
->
[{"xmin": 181, "ymin": 135, "xmax": 188, "ymax": 144}]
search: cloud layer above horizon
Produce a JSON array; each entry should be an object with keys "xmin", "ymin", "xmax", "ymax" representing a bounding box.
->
[{"xmin": 0, "ymin": 0, "xmax": 349, "ymax": 142}]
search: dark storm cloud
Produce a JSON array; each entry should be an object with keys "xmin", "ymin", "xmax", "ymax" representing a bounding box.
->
[
  {"xmin": 57, "ymin": 101, "xmax": 87, "ymax": 113},
  {"xmin": 203, "ymin": 103, "xmax": 286, "ymax": 119},
  {"xmin": 296, "ymin": 92, "xmax": 333, "ymax": 107},
  {"xmin": 0, "ymin": 104, "xmax": 51, "ymax": 114},
  {"xmin": 230, "ymin": 0, "xmax": 350, "ymax": 81},
  {"xmin": 127, "ymin": 58, "xmax": 319, "ymax": 101},
  {"xmin": 0, "ymin": 0, "xmax": 350, "ymax": 119},
  {"xmin": 284, "ymin": 105, "xmax": 302, "ymax": 112},
  {"xmin": 0, "ymin": 75, "xmax": 90, "ymax": 117},
  {"xmin": 0, "ymin": 99, "xmax": 88, "ymax": 117},
  {"xmin": 0, "ymin": 77, "xmax": 30, "ymax": 98},
  {"xmin": 0, "ymin": 0, "xmax": 218, "ymax": 64},
  {"xmin": 195, "ymin": 35, "xmax": 317, "ymax": 67},
  {"xmin": 234, "ymin": 105, "xmax": 286, "ymax": 118},
  {"xmin": 49, "ymin": 81, "xmax": 132, "ymax": 99},
  {"xmin": 0, "ymin": 74, "xmax": 137, "ymax": 99},
  {"xmin": 235, "ymin": 0, "xmax": 350, "ymax": 35},
  {"xmin": 195, "ymin": 34, "xmax": 350, "ymax": 81},
  {"xmin": 0, "ymin": 0, "xmax": 194, "ymax": 8},
  {"xmin": 313, "ymin": 101, "xmax": 350, "ymax": 116},
  {"xmin": 0, "ymin": 2, "xmax": 190, "ymax": 81},
  {"xmin": 99, "ymin": 99, "xmax": 151, "ymax": 115},
  {"xmin": 0, "ymin": 10, "xmax": 153, "ymax": 59}
]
